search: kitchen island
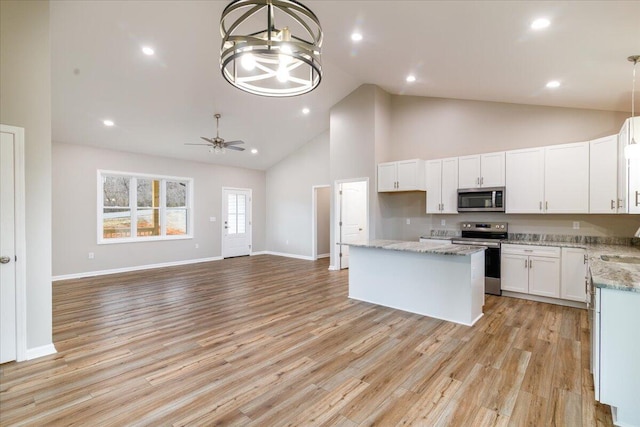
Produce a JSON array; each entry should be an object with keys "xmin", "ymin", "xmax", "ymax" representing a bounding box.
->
[{"xmin": 343, "ymin": 240, "xmax": 486, "ymax": 326}]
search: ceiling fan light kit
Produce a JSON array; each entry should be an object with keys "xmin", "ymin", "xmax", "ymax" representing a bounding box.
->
[
  {"xmin": 220, "ymin": 0, "xmax": 323, "ymax": 97},
  {"xmin": 185, "ymin": 113, "xmax": 245, "ymax": 154}
]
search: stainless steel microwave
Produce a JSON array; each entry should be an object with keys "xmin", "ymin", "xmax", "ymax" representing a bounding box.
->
[{"xmin": 457, "ymin": 187, "xmax": 505, "ymax": 212}]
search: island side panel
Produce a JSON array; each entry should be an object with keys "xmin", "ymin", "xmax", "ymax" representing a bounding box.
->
[{"xmin": 348, "ymin": 246, "xmax": 484, "ymax": 326}]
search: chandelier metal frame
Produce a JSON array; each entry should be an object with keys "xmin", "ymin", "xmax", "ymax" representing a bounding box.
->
[{"xmin": 220, "ymin": 0, "xmax": 322, "ymax": 97}]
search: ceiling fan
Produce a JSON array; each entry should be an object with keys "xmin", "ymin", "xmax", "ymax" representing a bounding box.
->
[{"xmin": 185, "ymin": 113, "xmax": 245, "ymax": 152}]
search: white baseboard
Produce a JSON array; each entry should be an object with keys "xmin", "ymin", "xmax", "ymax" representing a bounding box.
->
[
  {"xmin": 25, "ymin": 343, "xmax": 57, "ymax": 360},
  {"xmin": 328, "ymin": 265, "xmax": 340, "ymax": 271},
  {"xmin": 317, "ymin": 253, "xmax": 330, "ymax": 259},
  {"xmin": 501, "ymin": 291, "xmax": 587, "ymax": 309},
  {"xmin": 250, "ymin": 251, "xmax": 268, "ymax": 256},
  {"xmin": 262, "ymin": 251, "xmax": 315, "ymax": 261},
  {"xmin": 52, "ymin": 257, "xmax": 222, "ymax": 282}
]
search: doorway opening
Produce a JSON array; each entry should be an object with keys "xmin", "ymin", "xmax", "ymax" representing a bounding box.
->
[
  {"xmin": 312, "ymin": 185, "xmax": 330, "ymax": 260},
  {"xmin": 335, "ymin": 179, "xmax": 368, "ymax": 270},
  {"xmin": 222, "ymin": 187, "xmax": 252, "ymax": 258}
]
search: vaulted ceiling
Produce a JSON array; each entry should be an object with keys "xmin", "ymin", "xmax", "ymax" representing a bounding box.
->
[{"xmin": 51, "ymin": 1, "xmax": 640, "ymax": 170}]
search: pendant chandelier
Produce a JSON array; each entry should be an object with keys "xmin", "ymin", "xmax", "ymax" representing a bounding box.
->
[
  {"xmin": 625, "ymin": 55, "xmax": 640, "ymax": 159},
  {"xmin": 220, "ymin": 0, "xmax": 323, "ymax": 97}
]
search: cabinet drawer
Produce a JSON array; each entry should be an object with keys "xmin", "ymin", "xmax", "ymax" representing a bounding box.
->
[{"xmin": 501, "ymin": 244, "xmax": 560, "ymax": 258}]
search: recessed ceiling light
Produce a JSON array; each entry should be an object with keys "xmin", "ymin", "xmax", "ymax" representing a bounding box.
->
[
  {"xmin": 302, "ymin": 107, "xmax": 310, "ymax": 114},
  {"xmin": 406, "ymin": 75, "xmax": 416, "ymax": 83},
  {"xmin": 351, "ymin": 32, "xmax": 363, "ymax": 42},
  {"xmin": 142, "ymin": 46, "xmax": 155, "ymax": 56},
  {"xmin": 251, "ymin": 148, "xmax": 258, "ymax": 154},
  {"xmin": 546, "ymin": 80, "xmax": 561, "ymax": 88},
  {"xmin": 103, "ymin": 119, "xmax": 115, "ymax": 126},
  {"xmin": 531, "ymin": 18, "xmax": 550, "ymax": 30}
]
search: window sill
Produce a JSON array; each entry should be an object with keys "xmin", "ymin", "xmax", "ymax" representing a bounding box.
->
[{"xmin": 97, "ymin": 235, "xmax": 194, "ymax": 245}]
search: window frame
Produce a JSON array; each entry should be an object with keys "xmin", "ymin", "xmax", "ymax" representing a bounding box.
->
[{"xmin": 97, "ymin": 170, "xmax": 194, "ymax": 244}]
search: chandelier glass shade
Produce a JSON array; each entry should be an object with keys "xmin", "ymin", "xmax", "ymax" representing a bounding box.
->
[{"xmin": 220, "ymin": 0, "xmax": 322, "ymax": 97}]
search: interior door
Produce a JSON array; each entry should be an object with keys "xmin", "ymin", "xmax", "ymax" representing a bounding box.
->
[
  {"xmin": 1, "ymin": 130, "xmax": 17, "ymax": 363},
  {"xmin": 339, "ymin": 181, "xmax": 368, "ymax": 269},
  {"xmin": 222, "ymin": 188, "xmax": 251, "ymax": 258}
]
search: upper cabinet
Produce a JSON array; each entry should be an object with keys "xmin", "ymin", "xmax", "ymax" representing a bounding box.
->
[
  {"xmin": 544, "ymin": 142, "xmax": 589, "ymax": 213},
  {"xmin": 425, "ymin": 157, "xmax": 458, "ymax": 214},
  {"xmin": 619, "ymin": 117, "xmax": 640, "ymax": 214},
  {"xmin": 377, "ymin": 159, "xmax": 425, "ymax": 192},
  {"xmin": 458, "ymin": 152, "xmax": 505, "ymax": 189},
  {"xmin": 590, "ymin": 135, "xmax": 619, "ymax": 213},
  {"xmin": 505, "ymin": 142, "xmax": 589, "ymax": 214},
  {"xmin": 505, "ymin": 147, "xmax": 545, "ymax": 213}
]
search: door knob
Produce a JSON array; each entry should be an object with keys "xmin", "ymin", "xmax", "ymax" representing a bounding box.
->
[{"xmin": 0, "ymin": 256, "xmax": 11, "ymax": 264}]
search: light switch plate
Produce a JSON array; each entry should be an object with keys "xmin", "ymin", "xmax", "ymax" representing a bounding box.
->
[
  {"xmin": 406, "ymin": 218, "xmax": 411, "ymax": 225},
  {"xmin": 441, "ymin": 219, "xmax": 446, "ymax": 226},
  {"xmin": 573, "ymin": 221, "xmax": 580, "ymax": 229},
  {"xmin": 209, "ymin": 217, "xmax": 216, "ymax": 222}
]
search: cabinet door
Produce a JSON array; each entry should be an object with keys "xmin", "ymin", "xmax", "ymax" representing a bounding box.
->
[
  {"xmin": 589, "ymin": 135, "xmax": 618, "ymax": 213},
  {"xmin": 458, "ymin": 155, "xmax": 480, "ymax": 189},
  {"xmin": 545, "ymin": 142, "xmax": 589, "ymax": 213},
  {"xmin": 440, "ymin": 157, "xmax": 459, "ymax": 214},
  {"xmin": 425, "ymin": 160, "xmax": 442, "ymax": 213},
  {"xmin": 480, "ymin": 152, "xmax": 506, "ymax": 187},
  {"xmin": 561, "ymin": 247, "xmax": 587, "ymax": 302},
  {"xmin": 397, "ymin": 160, "xmax": 424, "ymax": 191},
  {"xmin": 505, "ymin": 148, "xmax": 545, "ymax": 213},
  {"xmin": 378, "ymin": 162, "xmax": 397, "ymax": 192},
  {"xmin": 501, "ymin": 253, "xmax": 529, "ymax": 293},
  {"xmin": 629, "ymin": 156, "xmax": 640, "ymax": 214},
  {"xmin": 528, "ymin": 256, "xmax": 560, "ymax": 298}
]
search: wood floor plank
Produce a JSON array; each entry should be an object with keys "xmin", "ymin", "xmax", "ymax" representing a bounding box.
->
[{"xmin": 0, "ymin": 255, "xmax": 611, "ymax": 426}]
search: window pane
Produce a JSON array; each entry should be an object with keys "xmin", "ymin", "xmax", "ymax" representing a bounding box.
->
[
  {"xmin": 167, "ymin": 181, "xmax": 186, "ymax": 207},
  {"xmin": 103, "ymin": 176, "xmax": 130, "ymax": 207},
  {"xmin": 103, "ymin": 208, "xmax": 131, "ymax": 238},
  {"xmin": 137, "ymin": 179, "xmax": 160, "ymax": 208},
  {"xmin": 137, "ymin": 208, "xmax": 160, "ymax": 236},
  {"xmin": 167, "ymin": 209, "xmax": 187, "ymax": 235}
]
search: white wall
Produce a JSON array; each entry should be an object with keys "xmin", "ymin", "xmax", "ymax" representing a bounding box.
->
[
  {"xmin": 265, "ymin": 131, "xmax": 329, "ymax": 257},
  {"xmin": 0, "ymin": 0, "xmax": 53, "ymax": 351},
  {"xmin": 52, "ymin": 142, "xmax": 266, "ymax": 276}
]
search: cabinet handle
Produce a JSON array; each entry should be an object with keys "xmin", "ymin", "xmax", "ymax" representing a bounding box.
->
[
  {"xmin": 636, "ymin": 191, "xmax": 639, "ymax": 207},
  {"xmin": 476, "ymin": 177, "xmax": 479, "ymax": 186},
  {"xmin": 611, "ymin": 199, "xmax": 615, "ymax": 210},
  {"xmin": 539, "ymin": 201, "xmax": 542, "ymax": 211},
  {"xmin": 525, "ymin": 259, "xmax": 528, "ymax": 268},
  {"xmin": 545, "ymin": 201, "xmax": 548, "ymax": 211},
  {"xmin": 529, "ymin": 259, "xmax": 532, "ymax": 269},
  {"xmin": 481, "ymin": 177, "xmax": 484, "ymax": 186},
  {"xmin": 584, "ymin": 254, "xmax": 588, "ymax": 264},
  {"xmin": 618, "ymin": 199, "xmax": 623, "ymax": 209}
]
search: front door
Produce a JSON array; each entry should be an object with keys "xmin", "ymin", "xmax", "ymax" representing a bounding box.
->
[
  {"xmin": 339, "ymin": 181, "xmax": 368, "ymax": 269},
  {"xmin": 1, "ymin": 129, "xmax": 17, "ymax": 363},
  {"xmin": 222, "ymin": 188, "xmax": 252, "ymax": 258}
]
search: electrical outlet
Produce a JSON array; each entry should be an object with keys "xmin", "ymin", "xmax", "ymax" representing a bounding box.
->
[
  {"xmin": 209, "ymin": 217, "xmax": 216, "ymax": 222},
  {"xmin": 286, "ymin": 240, "xmax": 289, "ymax": 245},
  {"xmin": 195, "ymin": 243, "xmax": 199, "ymax": 249},
  {"xmin": 573, "ymin": 221, "xmax": 580, "ymax": 230},
  {"xmin": 441, "ymin": 219, "xmax": 446, "ymax": 226},
  {"xmin": 406, "ymin": 218, "xmax": 411, "ymax": 225},
  {"xmin": 88, "ymin": 252, "xmax": 94, "ymax": 259}
]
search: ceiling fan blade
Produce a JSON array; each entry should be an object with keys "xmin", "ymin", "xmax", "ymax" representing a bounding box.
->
[
  {"xmin": 184, "ymin": 143, "xmax": 211, "ymax": 146},
  {"xmin": 224, "ymin": 140, "xmax": 245, "ymax": 146},
  {"xmin": 200, "ymin": 137, "xmax": 215, "ymax": 144},
  {"xmin": 226, "ymin": 145, "xmax": 245, "ymax": 151}
]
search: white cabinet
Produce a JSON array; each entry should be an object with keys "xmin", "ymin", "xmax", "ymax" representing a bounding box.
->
[
  {"xmin": 589, "ymin": 135, "xmax": 619, "ymax": 213},
  {"xmin": 458, "ymin": 152, "xmax": 505, "ymax": 189},
  {"xmin": 425, "ymin": 157, "xmax": 458, "ymax": 214},
  {"xmin": 378, "ymin": 159, "xmax": 425, "ymax": 192},
  {"xmin": 595, "ymin": 288, "xmax": 640, "ymax": 426},
  {"xmin": 544, "ymin": 142, "xmax": 590, "ymax": 213},
  {"xmin": 505, "ymin": 148, "xmax": 545, "ymax": 213},
  {"xmin": 505, "ymin": 142, "xmax": 589, "ymax": 214},
  {"xmin": 560, "ymin": 247, "xmax": 587, "ymax": 302},
  {"xmin": 615, "ymin": 117, "xmax": 640, "ymax": 213},
  {"xmin": 501, "ymin": 244, "xmax": 560, "ymax": 298}
]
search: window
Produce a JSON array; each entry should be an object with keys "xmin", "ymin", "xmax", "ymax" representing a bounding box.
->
[
  {"xmin": 98, "ymin": 171, "xmax": 193, "ymax": 243},
  {"xmin": 226, "ymin": 193, "xmax": 247, "ymax": 235}
]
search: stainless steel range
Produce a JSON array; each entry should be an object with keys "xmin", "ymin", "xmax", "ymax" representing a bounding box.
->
[{"xmin": 451, "ymin": 222, "xmax": 508, "ymax": 296}]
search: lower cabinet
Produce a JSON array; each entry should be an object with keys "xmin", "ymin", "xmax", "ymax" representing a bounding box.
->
[
  {"xmin": 593, "ymin": 288, "xmax": 640, "ymax": 426},
  {"xmin": 501, "ymin": 244, "xmax": 561, "ymax": 298},
  {"xmin": 560, "ymin": 247, "xmax": 588, "ymax": 302}
]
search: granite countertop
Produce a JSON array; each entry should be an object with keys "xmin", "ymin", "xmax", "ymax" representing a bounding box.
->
[
  {"xmin": 502, "ymin": 240, "xmax": 640, "ymax": 293},
  {"xmin": 342, "ymin": 239, "xmax": 486, "ymax": 256}
]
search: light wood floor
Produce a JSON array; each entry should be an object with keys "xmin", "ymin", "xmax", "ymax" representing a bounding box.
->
[{"xmin": 1, "ymin": 255, "xmax": 612, "ymax": 426}]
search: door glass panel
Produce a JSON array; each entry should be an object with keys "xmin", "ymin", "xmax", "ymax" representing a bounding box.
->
[{"xmin": 227, "ymin": 193, "xmax": 247, "ymax": 235}]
